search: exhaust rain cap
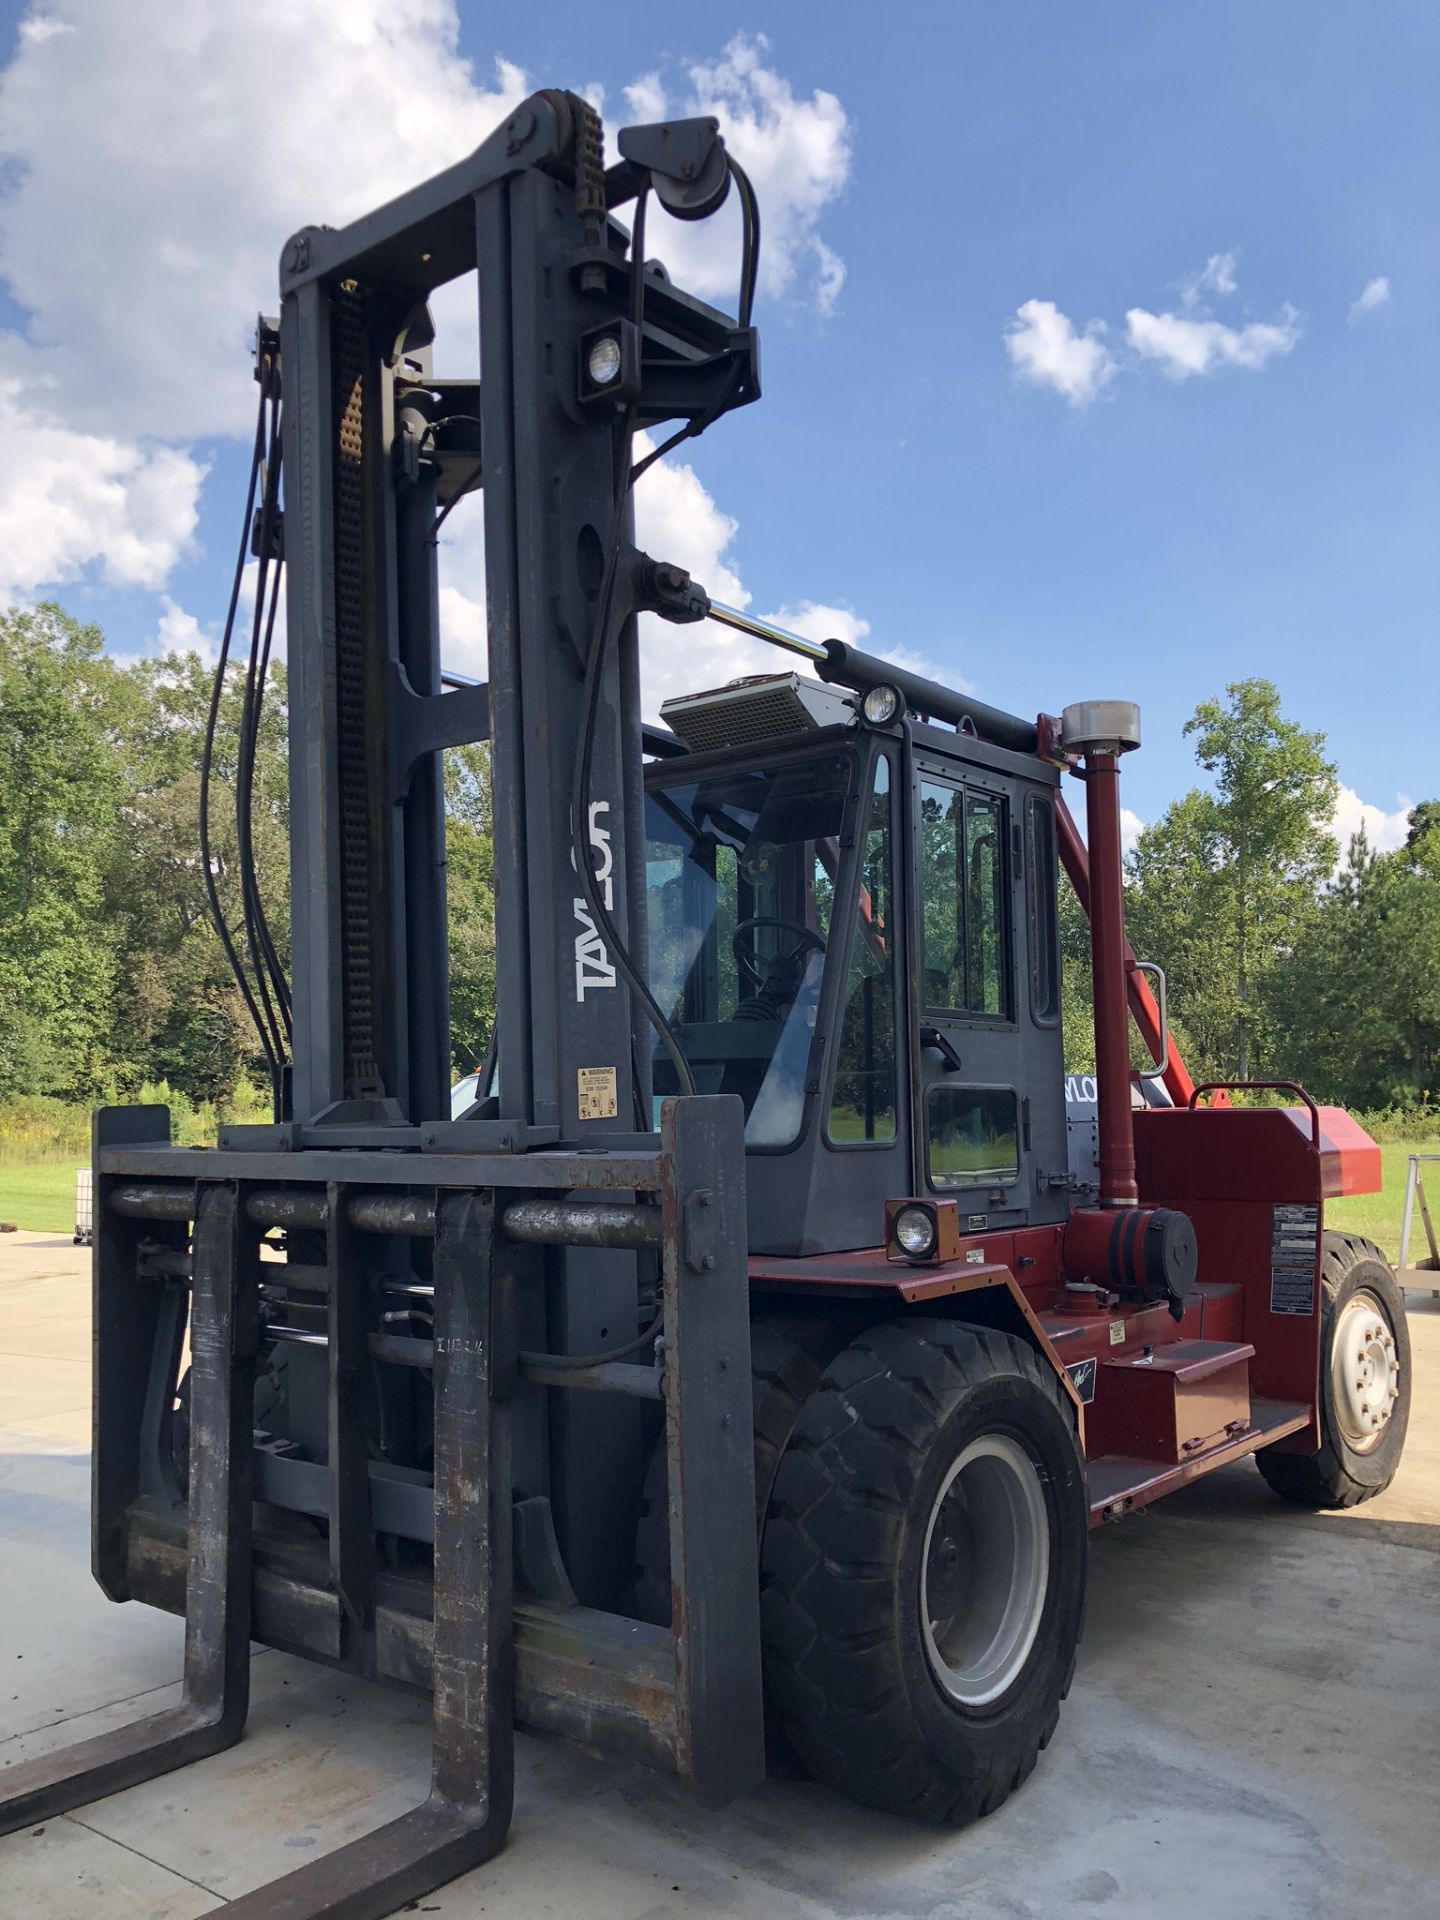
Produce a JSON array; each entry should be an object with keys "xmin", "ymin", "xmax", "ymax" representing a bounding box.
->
[{"xmin": 1060, "ymin": 700, "xmax": 1141, "ymax": 758}]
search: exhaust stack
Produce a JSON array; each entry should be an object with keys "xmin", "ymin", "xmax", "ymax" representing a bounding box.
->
[{"xmin": 1062, "ymin": 701, "xmax": 1142, "ymax": 1208}]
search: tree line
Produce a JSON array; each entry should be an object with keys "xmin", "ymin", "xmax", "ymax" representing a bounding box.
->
[
  {"xmin": 1061, "ymin": 678, "xmax": 1440, "ymax": 1113},
  {"xmin": 2, "ymin": 604, "xmax": 1436, "ymax": 1119},
  {"xmin": 0, "ymin": 603, "xmax": 493, "ymax": 1108}
]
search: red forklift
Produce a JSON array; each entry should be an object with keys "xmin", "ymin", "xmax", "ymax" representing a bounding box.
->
[{"xmin": 0, "ymin": 91, "xmax": 1409, "ymax": 1916}]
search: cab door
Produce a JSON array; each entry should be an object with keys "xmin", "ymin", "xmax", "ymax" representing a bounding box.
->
[{"xmin": 911, "ymin": 756, "xmax": 1029, "ymax": 1228}]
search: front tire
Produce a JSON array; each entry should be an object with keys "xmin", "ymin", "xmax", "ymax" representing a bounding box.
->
[
  {"xmin": 632, "ymin": 1309, "xmax": 854, "ymax": 1626},
  {"xmin": 1257, "ymin": 1232, "xmax": 1410, "ymax": 1509},
  {"xmin": 760, "ymin": 1319, "xmax": 1087, "ymax": 1824}
]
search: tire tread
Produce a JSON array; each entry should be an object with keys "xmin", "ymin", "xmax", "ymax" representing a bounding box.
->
[
  {"xmin": 1257, "ymin": 1231, "xmax": 1409, "ymax": 1510},
  {"xmin": 761, "ymin": 1318, "xmax": 1085, "ymax": 1826}
]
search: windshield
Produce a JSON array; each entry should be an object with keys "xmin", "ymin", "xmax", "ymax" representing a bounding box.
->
[{"xmin": 644, "ymin": 752, "xmax": 853, "ymax": 1146}]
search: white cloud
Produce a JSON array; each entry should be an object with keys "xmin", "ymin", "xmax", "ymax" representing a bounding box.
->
[
  {"xmin": 1181, "ymin": 250, "xmax": 1239, "ymax": 306},
  {"xmin": 625, "ymin": 34, "xmax": 852, "ymax": 314},
  {"xmin": 1332, "ymin": 785, "xmax": 1411, "ymax": 861},
  {"xmin": 763, "ymin": 601, "xmax": 868, "ymax": 649},
  {"xmin": 0, "ymin": 1, "xmax": 531, "ymax": 599},
  {"xmin": 17, "ymin": 13, "xmax": 71, "ymax": 44},
  {"xmin": 809, "ymin": 238, "xmax": 847, "ymax": 317},
  {"xmin": 0, "ymin": 379, "xmax": 204, "ymax": 603},
  {"xmin": 436, "ymin": 580, "xmax": 487, "ymax": 678},
  {"xmin": 1143, "ymin": 251, "xmax": 1301, "ymax": 379},
  {"xmin": 0, "ymin": 9, "xmax": 849, "ymax": 614},
  {"xmin": 623, "ymin": 71, "xmax": 668, "ymax": 123},
  {"xmin": 1125, "ymin": 303, "xmax": 1301, "ymax": 379},
  {"xmin": 0, "ymin": 5, "xmax": 533, "ymax": 444},
  {"xmin": 633, "ymin": 434, "xmax": 760, "ymax": 713},
  {"xmin": 1120, "ymin": 807, "xmax": 1145, "ymax": 856},
  {"xmin": 1005, "ymin": 299, "xmax": 1115, "ymax": 407},
  {"xmin": 430, "ymin": 430, "xmax": 779, "ymax": 717},
  {"xmin": 1349, "ymin": 276, "xmax": 1391, "ymax": 324},
  {"xmin": 1012, "ymin": 253, "xmax": 1302, "ymax": 403},
  {"xmin": 152, "ymin": 596, "xmax": 212, "ymax": 658}
]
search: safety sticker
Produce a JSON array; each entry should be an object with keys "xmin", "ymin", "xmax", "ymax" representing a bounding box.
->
[
  {"xmin": 1270, "ymin": 1202, "xmax": 1319, "ymax": 1315},
  {"xmin": 577, "ymin": 1066, "xmax": 619, "ymax": 1122},
  {"xmin": 1065, "ymin": 1356, "xmax": 1098, "ymax": 1404}
]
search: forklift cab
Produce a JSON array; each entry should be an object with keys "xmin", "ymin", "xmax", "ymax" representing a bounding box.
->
[{"xmin": 645, "ymin": 681, "xmax": 1070, "ymax": 1255}]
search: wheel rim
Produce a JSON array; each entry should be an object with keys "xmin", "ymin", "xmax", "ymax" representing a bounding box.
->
[
  {"xmin": 919, "ymin": 1433, "xmax": 1050, "ymax": 1708},
  {"xmin": 1331, "ymin": 1289, "xmax": 1401, "ymax": 1452}
]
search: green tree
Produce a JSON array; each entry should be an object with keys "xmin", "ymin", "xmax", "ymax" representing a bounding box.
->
[
  {"xmin": 1, "ymin": 597, "xmax": 504, "ymax": 1111},
  {"xmin": 1275, "ymin": 812, "xmax": 1440, "ymax": 1108},
  {"xmin": 444, "ymin": 742, "xmax": 496, "ymax": 1073},
  {"xmin": 1057, "ymin": 874, "xmax": 1095, "ymax": 1073},
  {"xmin": 1126, "ymin": 680, "xmax": 1336, "ymax": 1083},
  {"xmin": 103, "ymin": 650, "xmax": 290, "ymax": 1100},
  {"xmin": 1405, "ymin": 800, "xmax": 1440, "ymax": 870},
  {"xmin": 0, "ymin": 605, "xmax": 132, "ymax": 1095}
]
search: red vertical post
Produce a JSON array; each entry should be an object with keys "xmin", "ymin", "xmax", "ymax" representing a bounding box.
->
[
  {"xmin": 1083, "ymin": 747, "xmax": 1139, "ymax": 1208},
  {"xmin": 1053, "ymin": 793, "xmax": 1195, "ymax": 1108}
]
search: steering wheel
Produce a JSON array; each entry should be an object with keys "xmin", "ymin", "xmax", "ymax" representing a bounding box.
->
[{"xmin": 731, "ymin": 916, "xmax": 827, "ymax": 995}]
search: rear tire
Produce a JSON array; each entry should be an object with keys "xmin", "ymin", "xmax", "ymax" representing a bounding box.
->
[
  {"xmin": 760, "ymin": 1318, "xmax": 1087, "ymax": 1824},
  {"xmin": 1257, "ymin": 1232, "xmax": 1410, "ymax": 1509}
]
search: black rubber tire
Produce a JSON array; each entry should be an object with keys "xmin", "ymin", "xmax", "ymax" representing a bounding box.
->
[
  {"xmin": 760, "ymin": 1318, "xmax": 1087, "ymax": 1825},
  {"xmin": 632, "ymin": 1309, "xmax": 852, "ymax": 1628},
  {"xmin": 1257, "ymin": 1232, "xmax": 1410, "ymax": 1509}
]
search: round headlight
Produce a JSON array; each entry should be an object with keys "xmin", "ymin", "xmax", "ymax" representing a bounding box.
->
[
  {"xmin": 894, "ymin": 1203, "xmax": 938, "ymax": 1259},
  {"xmin": 587, "ymin": 334, "xmax": 624, "ymax": 387},
  {"xmin": 861, "ymin": 684, "xmax": 902, "ymax": 727}
]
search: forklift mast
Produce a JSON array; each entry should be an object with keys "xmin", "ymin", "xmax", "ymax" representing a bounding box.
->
[
  {"xmin": 272, "ymin": 91, "xmax": 751, "ymax": 1147},
  {"xmin": 0, "ymin": 93, "xmax": 770, "ymax": 1918}
]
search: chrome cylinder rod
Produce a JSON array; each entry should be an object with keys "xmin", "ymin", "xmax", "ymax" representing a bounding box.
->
[{"xmin": 703, "ymin": 600, "xmax": 828, "ymax": 663}]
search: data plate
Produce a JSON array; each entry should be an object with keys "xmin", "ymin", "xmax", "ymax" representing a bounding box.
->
[{"xmin": 1270, "ymin": 1202, "xmax": 1319, "ymax": 1315}]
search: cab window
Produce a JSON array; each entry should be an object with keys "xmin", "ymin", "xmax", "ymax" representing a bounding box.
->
[
  {"xmin": 928, "ymin": 1085, "xmax": 1020, "ymax": 1189},
  {"xmin": 919, "ymin": 779, "xmax": 1010, "ymax": 1018},
  {"xmin": 645, "ymin": 754, "xmax": 851, "ymax": 1148},
  {"xmin": 1025, "ymin": 794, "xmax": 1060, "ymax": 1025},
  {"xmin": 826, "ymin": 756, "xmax": 898, "ymax": 1145}
]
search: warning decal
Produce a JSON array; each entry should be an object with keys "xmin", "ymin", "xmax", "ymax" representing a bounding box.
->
[
  {"xmin": 1270, "ymin": 1203, "xmax": 1319, "ymax": 1315},
  {"xmin": 1065, "ymin": 1356, "xmax": 1098, "ymax": 1405},
  {"xmin": 577, "ymin": 1066, "xmax": 619, "ymax": 1122}
]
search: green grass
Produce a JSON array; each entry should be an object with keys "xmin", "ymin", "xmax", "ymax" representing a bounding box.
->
[
  {"xmin": 0, "ymin": 1156, "xmax": 85, "ymax": 1235},
  {"xmin": 1324, "ymin": 1138, "xmax": 1440, "ymax": 1265}
]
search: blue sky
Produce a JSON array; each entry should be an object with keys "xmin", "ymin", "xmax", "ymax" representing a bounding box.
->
[{"xmin": 1, "ymin": 2, "xmax": 1435, "ymax": 844}]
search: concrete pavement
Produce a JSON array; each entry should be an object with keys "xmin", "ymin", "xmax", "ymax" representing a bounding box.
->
[{"xmin": 2, "ymin": 1234, "xmax": 1437, "ymax": 1918}]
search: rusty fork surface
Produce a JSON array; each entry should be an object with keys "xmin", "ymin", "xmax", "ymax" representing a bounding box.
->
[{"xmin": 0, "ymin": 1183, "xmax": 256, "ymax": 1833}]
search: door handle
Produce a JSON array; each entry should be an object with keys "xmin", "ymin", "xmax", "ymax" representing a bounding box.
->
[{"xmin": 919, "ymin": 1026, "xmax": 963, "ymax": 1073}]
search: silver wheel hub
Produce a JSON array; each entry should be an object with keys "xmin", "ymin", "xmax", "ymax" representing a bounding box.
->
[
  {"xmin": 919, "ymin": 1433, "xmax": 1049, "ymax": 1708},
  {"xmin": 1332, "ymin": 1290, "xmax": 1400, "ymax": 1452}
]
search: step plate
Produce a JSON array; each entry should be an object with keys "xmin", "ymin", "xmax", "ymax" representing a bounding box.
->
[{"xmin": 1087, "ymin": 1396, "xmax": 1310, "ymax": 1523}]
